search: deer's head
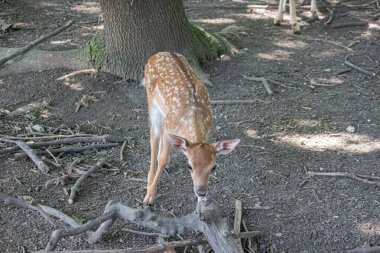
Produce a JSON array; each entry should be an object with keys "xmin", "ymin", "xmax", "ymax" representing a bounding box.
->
[{"xmin": 168, "ymin": 134, "xmax": 240, "ymax": 199}]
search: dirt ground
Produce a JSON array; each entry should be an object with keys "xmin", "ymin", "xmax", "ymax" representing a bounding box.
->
[{"xmin": 0, "ymin": 0, "xmax": 379, "ymax": 252}]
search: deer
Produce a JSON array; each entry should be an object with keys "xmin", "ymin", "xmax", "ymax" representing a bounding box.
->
[
  {"xmin": 274, "ymin": 0, "xmax": 318, "ymax": 33},
  {"xmin": 142, "ymin": 52, "xmax": 240, "ymax": 205}
]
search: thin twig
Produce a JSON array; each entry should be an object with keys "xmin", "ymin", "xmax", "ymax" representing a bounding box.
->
[
  {"xmin": 344, "ymin": 54, "xmax": 376, "ymax": 76},
  {"xmin": 242, "ymin": 75, "xmax": 273, "ymax": 95},
  {"xmin": 121, "ymin": 228, "xmax": 163, "ymax": 237},
  {"xmin": 68, "ymin": 160, "xmax": 107, "ymax": 204},
  {"xmin": 41, "ymin": 156, "xmax": 62, "ymax": 168},
  {"xmin": 120, "ymin": 141, "xmax": 127, "ymax": 161},
  {"xmin": 0, "ymin": 20, "xmax": 75, "ymax": 66},
  {"xmin": 15, "ymin": 140, "xmax": 50, "ymax": 173},
  {"xmin": 299, "ymin": 36, "xmax": 354, "ymax": 52},
  {"xmin": 331, "ymin": 21, "xmax": 368, "ymax": 28},
  {"xmin": 307, "ymin": 171, "xmax": 380, "ymax": 186},
  {"xmin": 324, "ymin": 7, "xmax": 334, "ymax": 26},
  {"xmin": 211, "ymin": 100, "xmax": 257, "ymax": 105}
]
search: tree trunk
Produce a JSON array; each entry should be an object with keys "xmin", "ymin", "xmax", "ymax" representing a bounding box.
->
[{"xmin": 100, "ymin": 0, "xmax": 194, "ymax": 80}]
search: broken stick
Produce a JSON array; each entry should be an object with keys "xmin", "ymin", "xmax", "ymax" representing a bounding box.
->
[
  {"xmin": 344, "ymin": 54, "xmax": 376, "ymax": 76},
  {"xmin": 68, "ymin": 160, "xmax": 107, "ymax": 204},
  {"xmin": 242, "ymin": 75, "xmax": 273, "ymax": 95},
  {"xmin": 0, "ymin": 20, "xmax": 75, "ymax": 66},
  {"xmin": 15, "ymin": 140, "xmax": 50, "ymax": 173}
]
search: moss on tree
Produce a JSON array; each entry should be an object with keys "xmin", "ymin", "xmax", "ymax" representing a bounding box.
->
[{"xmin": 80, "ymin": 31, "xmax": 105, "ymax": 69}]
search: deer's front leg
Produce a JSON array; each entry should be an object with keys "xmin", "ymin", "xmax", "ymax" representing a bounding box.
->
[
  {"xmin": 289, "ymin": 0, "xmax": 300, "ymax": 33},
  {"xmin": 274, "ymin": 0, "xmax": 287, "ymax": 25},
  {"xmin": 144, "ymin": 134, "xmax": 170, "ymax": 205}
]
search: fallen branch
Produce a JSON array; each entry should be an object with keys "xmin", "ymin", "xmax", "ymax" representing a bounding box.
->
[
  {"xmin": 68, "ymin": 160, "xmax": 107, "ymax": 204},
  {"xmin": 211, "ymin": 100, "xmax": 257, "ymax": 105},
  {"xmin": 331, "ymin": 21, "xmax": 368, "ymax": 29},
  {"xmin": 0, "ymin": 20, "xmax": 75, "ymax": 66},
  {"xmin": 0, "ymin": 133, "xmax": 94, "ymax": 141},
  {"xmin": 38, "ymin": 237, "xmax": 208, "ymax": 253},
  {"xmin": 346, "ymin": 246, "xmax": 380, "ymax": 253},
  {"xmin": 15, "ymin": 140, "xmax": 50, "ymax": 173},
  {"xmin": 242, "ymin": 75, "xmax": 273, "ymax": 95},
  {"xmin": 306, "ymin": 171, "xmax": 380, "ymax": 186},
  {"xmin": 344, "ymin": 54, "xmax": 376, "ymax": 76},
  {"xmin": 15, "ymin": 143, "xmax": 119, "ymax": 158},
  {"xmin": 0, "ymin": 192, "xmax": 80, "ymax": 228},
  {"xmin": 0, "ymin": 135, "xmax": 127, "ymax": 156}
]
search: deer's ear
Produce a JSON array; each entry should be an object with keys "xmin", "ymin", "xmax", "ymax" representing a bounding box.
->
[
  {"xmin": 168, "ymin": 134, "xmax": 190, "ymax": 152},
  {"xmin": 213, "ymin": 139, "xmax": 240, "ymax": 155}
]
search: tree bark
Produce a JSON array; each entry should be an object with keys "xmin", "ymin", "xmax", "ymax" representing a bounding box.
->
[{"xmin": 100, "ymin": 0, "xmax": 194, "ymax": 80}]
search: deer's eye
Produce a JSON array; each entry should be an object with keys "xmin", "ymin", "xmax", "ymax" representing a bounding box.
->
[
  {"xmin": 187, "ymin": 165, "xmax": 193, "ymax": 171},
  {"xmin": 211, "ymin": 165, "xmax": 217, "ymax": 172}
]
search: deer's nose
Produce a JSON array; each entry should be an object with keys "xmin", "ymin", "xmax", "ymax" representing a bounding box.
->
[{"xmin": 195, "ymin": 187, "xmax": 208, "ymax": 197}]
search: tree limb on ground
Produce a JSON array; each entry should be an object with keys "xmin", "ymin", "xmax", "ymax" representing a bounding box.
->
[
  {"xmin": 0, "ymin": 20, "xmax": 75, "ymax": 67},
  {"xmin": 0, "ymin": 192, "xmax": 260, "ymax": 252},
  {"xmin": 14, "ymin": 143, "xmax": 119, "ymax": 159},
  {"xmin": 0, "ymin": 135, "xmax": 127, "ymax": 156}
]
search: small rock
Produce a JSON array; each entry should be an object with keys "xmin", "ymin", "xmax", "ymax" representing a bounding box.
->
[
  {"xmin": 216, "ymin": 125, "xmax": 222, "ymax": 131},
  {"xmin": 346, "ymin": 125, "xmax": 355, "ymax": 133},
  {"xmin": 32, "ymin": 124, "xmax": 45, "ymax": 132},
  {"xmin": 275, "ymin": 233, "xmax": 283, "ymax": 237}
]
